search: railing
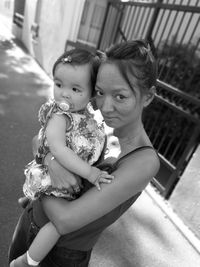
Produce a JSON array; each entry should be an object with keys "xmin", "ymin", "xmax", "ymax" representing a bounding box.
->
[
  {"xmin": 144, "ymin": 80, "xmax": 200, "ymax": 197},
  {"xmin": 97, "ymin": 0, "xmax": 200, "ymax": 198}
]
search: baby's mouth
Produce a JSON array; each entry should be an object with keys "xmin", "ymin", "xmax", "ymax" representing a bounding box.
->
[{"xmin": 59, "ymin": 102, "xmax": 72, "ymax": 111}]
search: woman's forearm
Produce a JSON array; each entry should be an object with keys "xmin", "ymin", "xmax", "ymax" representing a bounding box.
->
[
  {"xmin": 43, "ymin": 151, "xmax": 159, "ymax": 235},
  {"xmin": 43, "ymin": 178, "xmax": 141, "ymax": 235}
]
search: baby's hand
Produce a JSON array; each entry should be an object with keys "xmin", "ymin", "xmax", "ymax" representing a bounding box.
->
[{"xmin": 88, "ymin": 166, "xmax": 114, "ymax": 191}]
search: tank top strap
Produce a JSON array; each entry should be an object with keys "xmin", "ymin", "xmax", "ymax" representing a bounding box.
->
[{"xmin": 115, "ymin": 146, "xmax": 156, "ymax": 167}]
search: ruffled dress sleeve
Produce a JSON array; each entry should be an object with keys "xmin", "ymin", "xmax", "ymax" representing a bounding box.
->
[
  {"xmin": 36, "ymin": 100, "xmax": 73, "ymax": 161},
  {"xmin": 38, "ymin": 99, "xmax": 56, "ymax": 127}
]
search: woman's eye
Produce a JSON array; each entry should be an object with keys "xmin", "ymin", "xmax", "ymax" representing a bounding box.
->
[
  {"xmin": 116, "ymin": 94, "xmax": 126, "ymax": 100},
  {"xmin": 96, "ymin": 90, "xmax": 103, "ymax": 96}
]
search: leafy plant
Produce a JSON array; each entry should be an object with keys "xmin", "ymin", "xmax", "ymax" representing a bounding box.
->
[{"xmin": 157, "ymin": 37, "xmax": 200, "ymax": 99}]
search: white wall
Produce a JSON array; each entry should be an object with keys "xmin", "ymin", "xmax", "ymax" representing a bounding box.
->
[
  {"xmin": 21, "ymin": 0, "xmax": 85, "ymax": 76},
  {"xmin": 22, "ymin": 0, "xmax": 38, "ymax": 55},
  {"xmin": 39, "ymin": 0, "xmax": 85, "ymax": 75}
]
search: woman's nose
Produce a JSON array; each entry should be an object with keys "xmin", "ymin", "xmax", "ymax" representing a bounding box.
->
[{"xmin": 101, "ymin": 97, "xmax": 114, "ymax": 113}]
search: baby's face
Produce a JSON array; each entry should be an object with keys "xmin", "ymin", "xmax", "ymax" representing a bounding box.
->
[{"xmin": 53, "ymin": 63, "xmax": 92, "ymax": 112}]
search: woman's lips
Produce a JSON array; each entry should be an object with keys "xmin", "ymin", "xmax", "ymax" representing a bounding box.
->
[{"xmin": 103, "ymin": 115, "xmax": 117, "ymax": 121}]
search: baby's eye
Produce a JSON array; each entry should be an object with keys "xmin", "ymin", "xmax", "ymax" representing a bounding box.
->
[
  {"xmin": 72, "ymin": 87, "xmax": 81, "ymax": 93},
  {"xmin": 54, "ymin": 81, "xmax": 62, "ymax": 88}
]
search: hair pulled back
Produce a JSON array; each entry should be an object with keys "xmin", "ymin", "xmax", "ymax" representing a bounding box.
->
[
  {"xmin": 102, "ymin": 39, "xmax": 157, "ymax": 94},
  {"xmin": 53, "ymin": 48, "xmax": 101, "ymax": 96}
]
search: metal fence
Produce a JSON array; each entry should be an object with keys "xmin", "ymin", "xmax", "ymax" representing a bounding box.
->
[{"xmin": 97, "ymin": 0, "xmax": 200, "ymax": 198}]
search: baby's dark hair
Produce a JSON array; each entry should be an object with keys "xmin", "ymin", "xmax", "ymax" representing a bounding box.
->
[
  {"xmin": 103, "ymin": 39, "xmax": 157, "ymax": 94},
  {"xmin": 52, "ymin": 48, "xmax": 100, "ymax": 96}
]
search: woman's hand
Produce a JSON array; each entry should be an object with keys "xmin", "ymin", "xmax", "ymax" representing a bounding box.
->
[{"xmin": 45, "ymin": 154, "xmax": 82, "ymax": 194}]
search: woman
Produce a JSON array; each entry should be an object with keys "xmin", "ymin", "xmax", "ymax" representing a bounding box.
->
[{"xmin": 9, "ymin": 39, "xmax": 160, "ymax": 267}]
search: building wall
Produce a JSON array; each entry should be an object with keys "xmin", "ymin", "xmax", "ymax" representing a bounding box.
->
[
  {"xmin": 22, "ymin": 0, "xmax": 38, "ymax": 55},
  {"xmin": 21, "ymin": 0, "xmax": 85, "ymax": 75},
  {"xmin": 0, "ymin": 0, "xmax": 14, "ymax": 16},
  {"xmin": 36, "ymin": 0, "xmax": 85, "ymax": 75}
]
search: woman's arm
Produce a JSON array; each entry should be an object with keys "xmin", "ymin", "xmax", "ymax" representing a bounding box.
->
[{"xmin": 42, "ymin": 149, "xmax": 160, "ymax": 235}]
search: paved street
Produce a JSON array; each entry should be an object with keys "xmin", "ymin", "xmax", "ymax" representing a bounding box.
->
[
  {"xmin": 0, "ymin": 17, "xmax": 52, "ymax": 266},
  {"xmin": 0, "ymin": 18, "xmax": 200, "ymax": 267}
]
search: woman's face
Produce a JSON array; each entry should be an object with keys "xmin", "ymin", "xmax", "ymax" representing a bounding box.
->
[{"xmin": 95, "ymin": 63, "xmax": 148, "ymax": 130}]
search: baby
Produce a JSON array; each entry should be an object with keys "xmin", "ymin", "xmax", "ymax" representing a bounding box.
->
[{"xmin": 10, "ymin": 48, "xmax": 114, "ymax": 267}]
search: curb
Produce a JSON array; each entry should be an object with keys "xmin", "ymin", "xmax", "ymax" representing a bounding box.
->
[{"xmin": 145, "ymin": 184, "xmax": 200, "ymax": 255}]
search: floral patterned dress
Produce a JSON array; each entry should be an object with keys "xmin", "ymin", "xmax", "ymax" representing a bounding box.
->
[{"xmin": 23, "ymin": 100, "xmax": 105, "ymax": 200}]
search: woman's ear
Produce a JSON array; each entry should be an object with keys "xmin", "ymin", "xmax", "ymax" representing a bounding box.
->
[{"xmin": 143, "ymin": 86, "xmax": 156, "ymax": 107}]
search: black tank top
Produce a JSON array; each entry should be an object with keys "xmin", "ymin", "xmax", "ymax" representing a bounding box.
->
[{"xmin": 56, "ymin": 146, "xmax": 156, "ymax": 250}]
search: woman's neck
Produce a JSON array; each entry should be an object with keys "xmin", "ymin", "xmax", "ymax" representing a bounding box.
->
[{"xmin": 114, "ymin": 123, "xmax": 150, "ymax": 158}]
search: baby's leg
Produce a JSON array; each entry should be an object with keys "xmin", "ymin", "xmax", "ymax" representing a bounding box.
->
[
  {"xmin": 10, "ymin": 222, "xmax": 60, "ymax": 266},
  {"xmin": 29, "ymin": 222, "xmax": 60, "ymax": 262}
]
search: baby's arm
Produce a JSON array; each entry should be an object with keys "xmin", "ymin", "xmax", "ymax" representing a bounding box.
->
[{"xmin": 46, "ymin": 114, "xmax": 114, "ymax": 189}]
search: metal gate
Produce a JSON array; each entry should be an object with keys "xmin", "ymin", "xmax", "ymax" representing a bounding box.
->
[{"xmin": 97, "ymin": 0, "xmax": 200, "ymax": 198}]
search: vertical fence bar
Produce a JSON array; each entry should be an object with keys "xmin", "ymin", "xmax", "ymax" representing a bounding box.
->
[
  {"xmin": 126, "ymin": 6, "xmax": 138, "ymax": 40},
  {"xmin": 165, "ymin": 126, "xmax": 200, "ymax": 198},
  {"xmin": 113, "ymin": 5, "xmax": 126, "ymax": 43},
  {"xmin": 141, "ymin": 7, "xmax": 152, "ymax": 37},
  {"xmin": 132, "ymin": 5, "xmax": 143, "ymax": 37},
  {"xmin": 155, "ymin": 0, "xmax": 174, "ymax": 48},
  {"xmin": 121, "ymin": 5, "xmax": 131, "ymax": 41},
  {"xmin": 163, "ymin": 0, "xmax": 190, "ymax": 81},
  {"xmin": 146, "ymin": 0, "xmax": 163, "ymax": 41},
  {"xmin": 158, "ymin": 0, "xmax": 184, "ymax": 78},
  {"xmin": 136, "ymin": 6, "xmax": 146, "ymax": 37},
  {"xmin": 97, "ymin": 2, "xmax": 110, "ymax": 50},
  {"xmin": 181, "ymin": 15, "xmax": 200, "ymax": 76}
]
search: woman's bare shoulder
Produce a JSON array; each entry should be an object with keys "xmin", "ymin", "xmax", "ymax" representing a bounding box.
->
[{"xmin": 118, "ymin": 147, "xmax": 160, "ymax": 178}]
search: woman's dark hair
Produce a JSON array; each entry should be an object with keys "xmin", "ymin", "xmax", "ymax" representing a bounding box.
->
[
  {"xmin": 103, "ymin": 39, "xmax": 158, "ymax": 94},
  {"xmin": 52, "ymin": 48, "xmax": 100, "ymax": 96}
]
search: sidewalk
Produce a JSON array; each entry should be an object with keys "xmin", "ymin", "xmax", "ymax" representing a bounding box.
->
[
  {"xmin": 91, "ymin": 185, "xmax": 200, "ymax": 267},
  {"xmin": 1, "ymin": 19, "xmax": 200, "ymax": 267}
]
